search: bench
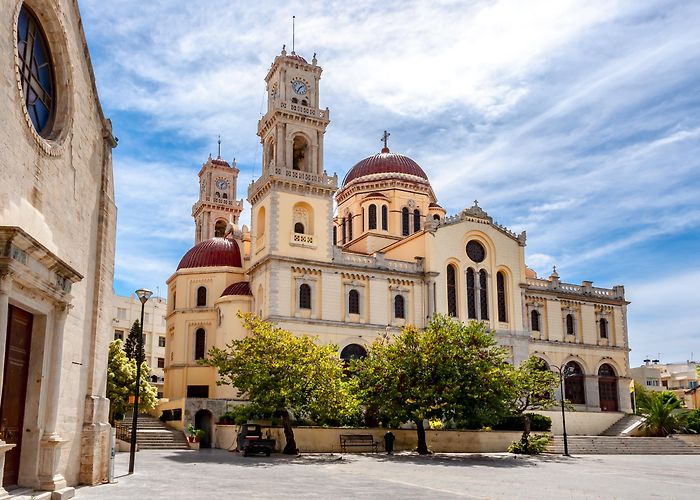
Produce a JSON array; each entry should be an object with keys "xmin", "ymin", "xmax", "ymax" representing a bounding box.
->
[{"xmin": 339, "ymin": 434, "xmax": 379, "ymax": 453}]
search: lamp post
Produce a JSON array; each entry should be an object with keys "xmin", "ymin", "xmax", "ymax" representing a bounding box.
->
[
  {"xmin": 128, "ymin": 288, "xmax": 152, "ymax": 474},
  {"xmin": 551, "ymin": 363, "xmax": 572, "ymax": 457}
]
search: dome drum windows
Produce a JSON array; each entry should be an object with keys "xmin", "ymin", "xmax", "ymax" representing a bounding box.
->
[
  {"xmin": 381, "ymin": 205, "xmax": 388, "ymax": 231},
  {"xmin": 368, "ymin": 204, "xmax": 377, "ymax": 230},
  {"xmin": 196, "ymin": 286, "xmax": 207, "ymax": 307},
  {"xmin": 194, "ymin": 328, "xmax": 206, "ymax": 360}
]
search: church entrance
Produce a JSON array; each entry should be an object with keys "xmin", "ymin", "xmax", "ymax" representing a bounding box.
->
[
  {"xmin": 598, "ymin": 364, "xmax": 619, "ymax": 412},
  {"xmin": 1, "ymin": 305, "xmax": 33, "ymax": 488}
]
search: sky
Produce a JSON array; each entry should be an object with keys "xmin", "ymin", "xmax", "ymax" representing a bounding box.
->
[{"xmin": 78, "ymin": 0, "xmax": 700, "ymax": 367}]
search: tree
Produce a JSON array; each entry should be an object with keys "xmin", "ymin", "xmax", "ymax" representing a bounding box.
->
[
  {"xmin": 106, "ymin": 339, "xmax": 157, "ymax": 424},
  {"xmin": 354, "ymin": 315, "xmax": 514, "ymax": 454},
  {"xmin": 202, "ymin": 314, "xmax": 359, "ymax": 454},
  {"xmin": 638, "ymin": 392, "xmax": 687, "ymax": 436},
  {"xmin": 507, "ymin": 356, "xmax": 559, "ymax": 452},
  {"xmin": 123, "ymin": 319, "xmax": 143, "ymax": 361}
]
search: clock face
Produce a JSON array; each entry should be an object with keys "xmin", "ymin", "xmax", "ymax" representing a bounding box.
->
[
  {"xmin": 216, "ymin": 180, "xmax": 228, "ymax": 190},
  {"xmin": 292, "ymin": 80, "xmax": 307, "ymax": 95}
]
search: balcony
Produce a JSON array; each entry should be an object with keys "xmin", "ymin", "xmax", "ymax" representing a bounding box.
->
[{"xmin": 291, "ymin": 232, "xmax": 315, "ymax": 248}]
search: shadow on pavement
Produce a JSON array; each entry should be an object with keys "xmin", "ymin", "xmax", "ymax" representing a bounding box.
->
[{"xmin": 158, "ymin": 449, "xmax": 577, "ymax": 469}]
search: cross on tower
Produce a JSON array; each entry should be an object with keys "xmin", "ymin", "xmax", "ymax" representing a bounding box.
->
[
  {"xmin": 381, "ymin": 130, "xmax": 390, "ymax": 149},
  {"xmin": 217, "ymin": 135, "xmax": 222, "ymax": 158}
]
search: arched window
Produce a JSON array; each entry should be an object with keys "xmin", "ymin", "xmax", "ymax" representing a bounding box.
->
[
  {"xmin": 348, "ymin": 289, "xmax": 360, "ymax": 315},
  {"xmin": 299, "ymin": 284, "xmax": 311, "ymax": 309},
  {"xmin": 294, "ymin": 222, "xmax": 305, "ymax": 234},
  {"xmin": 196, "ymin": 286, "xmax": 207, "ymax": 307},
  {"xmin": 598, "ymin": 363, "xmax": 618, "ymax": 411},
  {"xmin": 497, "ymin": 271, "xmax": 507, "ymax": 322},
  {"xmin": 381, "ymin": 205, "xmax": 388, "ymax": 230},
  {"xmin": 564, "ymin": 361, "xmax": 585, "ymax": 404},
  {"xmin": 433, "ymin": 214, "xmax": 440, "ymax": 221},
  {"xmin": 479, "ymin": 270, "xmax": 489, "ymax": 320},
  {"xmin": 340, "ymin": 344, "xmax": 367, "ymax": 362},
  {"xmin": 394, "ymin": 295, "xmax": 405, "ymax": 319},
  {"xmin": 291, "ymin": 97, "xmax": 298, "ymax": 104},
  {"xmin": 402, "ymin": 208, "xmax": 409, "ymax": 236},
  {"xmin": 447, "ymin": 264, "xmax": 457, "ymax": 317},
  {"xmin": 466, "ymin": 268, "xmax": 476, "ymax": 319},
  {"xmin": 292, "ymin": 135, "xmax": 308, "ymax": 171},
  {"xmin": 195, "ymin": 328, "xmax": 206, "ymax": 360},
  {"xmin": 222, "ymin": 193, "xmax": 228, "ymax": 199},
  {"xmin": 341, "ymin": 218, "xmax": 347, "ymax": 244},
  {"xmin": 347, "ymin": 214, "xmax": 353, "ymax": 240},
  {"xmin": 301, "ymin": 99, "xmax": 308, "ymax": 106},
  {"xmin": 413, "ymin": 209, "xmax": 421, "ymax": 232},
  {"xmin": 566, "ymin": 314, "xmax": 575, "ymax": 335},
  {"xmin": 215, "ymin": 192, "xmax": 220, "ymax": 198},
  {"xmin": 333, "ymin": 226, "xmax": 337, "ymax": 245},
  {"xmin": 257, "ymin": 206, "xmax": 266, "ymax": 238},
  {"xmin": 214, "ymin": 220, "xmax": 227, "ymax": 237},
  {"xmin": 17, "ymin": 6, "xmax": 55, "ymax": 135},
  {"xmin": 368, "ymin": 204, "xmax": 377, "ymax": 230},
  {"xmin": 531, "ymin": 310, "xmax": 540, "ymax": 331},
  {"xmin": 599, "ymin": 318, "xmax": 608, "ymax": 339}
]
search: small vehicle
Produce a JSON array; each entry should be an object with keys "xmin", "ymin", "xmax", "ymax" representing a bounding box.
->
[{"xmin": 236, "ymin": 423, "xmax": 276, "ymax": 457}]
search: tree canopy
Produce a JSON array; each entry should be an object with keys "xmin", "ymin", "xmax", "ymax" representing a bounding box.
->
[
  {"xmin": 353, "ymin": 314, "xmax": 514, "ymax": 454},
  {"xmin": 202, "ymin": 313, "xmax": 359, "ymax": 454},
  {"xmin": 123, "ymin": 319, "xmax": 144, "ymax": 361},
  {"xmin": 107, "ymin": 339, "xmax": 157, "ymax": 423}
]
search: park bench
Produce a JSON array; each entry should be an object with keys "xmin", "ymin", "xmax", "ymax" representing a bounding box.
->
[{"xmin": 339, "ymin": 434, "xmax": 379, "ymax": 453}]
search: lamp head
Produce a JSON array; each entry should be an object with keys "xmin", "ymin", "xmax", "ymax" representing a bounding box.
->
[{"xmin": 135, "ymin": 288, "xmax": 153, "ymax": 304}]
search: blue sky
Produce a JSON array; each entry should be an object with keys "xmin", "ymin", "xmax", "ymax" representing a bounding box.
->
[{"xmin": 78, "ymin": 0, "xmax": 700, "ymax": 366}]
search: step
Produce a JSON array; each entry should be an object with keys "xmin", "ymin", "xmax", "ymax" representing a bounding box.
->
[{"xmin": 546, "ymin": 436, "xmax": 700, "ymax": 455}]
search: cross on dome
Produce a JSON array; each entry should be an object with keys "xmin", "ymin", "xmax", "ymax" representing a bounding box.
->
[{"xmin": 381, "ymin": 130, "xmax": 390, "ymax": 153}]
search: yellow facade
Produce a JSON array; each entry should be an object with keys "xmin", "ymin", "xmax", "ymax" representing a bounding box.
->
[{"xmin": 161, "ymin": 47, "xmax": 633, "ymax": 433}]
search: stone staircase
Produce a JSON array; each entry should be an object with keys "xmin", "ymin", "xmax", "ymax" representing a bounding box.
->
[
  {"xmin": 119, "ymin": 414, "xmax": 189, "ymax": 450},
  {"xmin": 600, "ymin": 414, "xmax": 644, "ymax": 436},
  {"xmin": 546, "ymin": 435, "xmax": 700, "ymax": 455}
]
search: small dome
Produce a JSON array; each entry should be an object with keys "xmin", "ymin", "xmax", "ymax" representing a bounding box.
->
[
  {"xmin": 211, "ymin": 157, "xmax": 230, "ymax": 167},
  {"xmin": 525, "ymin": 267, "xmax": 537, "ymax": 279},
  {"xmin": 177, "ymin": 238, "xmax": 242, "ymax": 270},
  {"xmin": 221, "ymin": 281, "xmax": 252, "ymax": 297},
  {"xmin": 343, "ymin": 148, "xmax": 429, "ymax": 187}
]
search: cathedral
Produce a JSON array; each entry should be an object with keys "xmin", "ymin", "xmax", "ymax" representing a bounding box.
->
[{"xmin": 161, "ymin": 47, "xmax": 633, "ymax": 437}]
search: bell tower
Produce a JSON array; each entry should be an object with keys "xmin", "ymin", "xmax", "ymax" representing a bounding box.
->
[
  {"xmin": 248, "ymin": 47, "xmax": 337, "ymax": 267},
  {"xmin": 192, "ymin": 149, "xmax": 244, "ymax": 243}
]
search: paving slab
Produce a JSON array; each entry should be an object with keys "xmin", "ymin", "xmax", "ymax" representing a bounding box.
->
[{"xmin": 75, "ymin": 449, "xmax": 699, "ymax": 499}]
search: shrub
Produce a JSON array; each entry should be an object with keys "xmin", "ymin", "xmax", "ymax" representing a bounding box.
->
[
  {"xmin": 508, "ymin": 433, "xmax": 551, "ymax": 454},
  {"xmin": 493, "ymin": 413, "xmax": 551, "ymax": 432},
  {"xmin": 685, "ymin": 408, "xmax": 700, "ymax": 433},
  {"xmin": 429, "ymin": 417, "xmax": 445, "ymax": 430}
]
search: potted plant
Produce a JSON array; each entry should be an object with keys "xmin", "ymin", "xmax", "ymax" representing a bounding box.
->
[{"xmin": 186, "ymin": 424, "xmax": 205, "ymax": 450}]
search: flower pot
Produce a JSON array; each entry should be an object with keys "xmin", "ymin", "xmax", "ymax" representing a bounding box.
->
[{"xmin": 188, "ymin": 440, "xmax": 200, "ymax": 450}]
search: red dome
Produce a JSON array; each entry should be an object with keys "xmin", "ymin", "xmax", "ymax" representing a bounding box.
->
[
  {"xmin": 342, "ymin": 148, "xmax": 429, "ymax": 187},
  {"xmin": 177, "ymin": 238, "xmax": 242, "ymax": 270},
  {"xmin": 221, "ymin": 281, "xmax": 252, "ymax": 297}
]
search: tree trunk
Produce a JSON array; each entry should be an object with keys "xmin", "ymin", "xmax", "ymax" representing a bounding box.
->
[
  {"xmin": 415, "ymin": 419, "xmax": 430, "ymax": 455},
  {"xmin": 520, "ymin": 413, "xmax": 531, "ymax": 453},
  {"xmin": 281, "ymin": 409, "xmax": 298, "ymax": 455}
]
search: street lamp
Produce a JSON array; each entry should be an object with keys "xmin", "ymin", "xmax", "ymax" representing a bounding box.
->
[
  {"xmin": 551, "ymin": 363, "xmax": 573, "ymax": 457},
  {"xmin": 128, "ymin": 288, "xmax": 152, "ymax": 474}
]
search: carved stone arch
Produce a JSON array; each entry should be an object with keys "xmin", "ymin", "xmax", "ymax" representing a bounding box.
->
[
  {"xmin": 462, "ymin": 230, "xmax": 497, "ymax": 268},
  {"xmin": 594, "ymin": 358, "xmax": 623, "ymax": 377}
]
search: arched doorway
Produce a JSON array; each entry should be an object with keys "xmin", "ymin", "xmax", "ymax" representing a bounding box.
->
[
  {"xmin": 564, "ymin": 361, "xmax": 586, "ymax": 405},
  {"xmin": 598, "ymin": 363, "xmax": 619, "ymax": 411},
  {"xmin": 340, "ymin": 344, "xmax": 367, "ymax": 363},
  {"xmin": 194, "ymin": 409, "xmax": 213, "ymax": 448}
]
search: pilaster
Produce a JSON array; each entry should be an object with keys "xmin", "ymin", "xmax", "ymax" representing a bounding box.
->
[{"xmin": 584, "ymin": 375, "xmax": 600, "ymax": 410}]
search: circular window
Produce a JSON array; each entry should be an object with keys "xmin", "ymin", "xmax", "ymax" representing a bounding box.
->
[
  {"xmin": 17, "ymin": 5, "xmax": 55, "ymax": 136},
  {"xmin": 466, "ymin": 240, "xmax": 486, "ymax": 263}
]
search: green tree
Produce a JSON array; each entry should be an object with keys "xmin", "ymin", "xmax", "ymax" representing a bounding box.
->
[
  {"xmin": 106, "ymin": 339, "xmax": 157, "ymax": 424},
  {"xmin": 508, "ymin": 356, "xmax": 559, "ymax": 452},
  {"xmin": 123, "ymin": 319, "xmax": 143, "ymax": 360},
  {"xmin": 354, "ymin": 315, "xmax": 513, "ymax": 454},
  {"xmin": 201, "ymin": 314, "xmax": 359, "ymax": 454},
  {"xmin": 638, "ymin": 393, "xmax": 688, "ymax": 436}
]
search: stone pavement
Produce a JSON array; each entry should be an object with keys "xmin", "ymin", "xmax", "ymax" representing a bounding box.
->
[{"xmin": 75, "ymin": 449, "xmax": 699, "ymax": 499}]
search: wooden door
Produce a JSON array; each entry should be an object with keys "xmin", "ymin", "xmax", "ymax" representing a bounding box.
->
[
  {"xmin": 1, "ymin": 306, "xmax": 33, "ymax": 488},
  {"xmin": 598, "ymin": 378, "xmax": 619, "ymax": 412}
]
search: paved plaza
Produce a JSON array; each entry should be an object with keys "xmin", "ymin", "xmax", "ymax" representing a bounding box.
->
[{"xmin": 74, "ymin": 449, "xmax": 699, "ymax": 499}]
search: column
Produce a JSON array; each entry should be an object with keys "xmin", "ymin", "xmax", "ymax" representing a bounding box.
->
[
  {"xmin": 618, "ymin": 377, "xmax": 633, "ymax": 412},
  {"xmin": 0, "ymin": 272, "xmax": 15, "ymax": 499},
  {"xmin": 38, "ymin": 304, "xmax": 70, "ymax": 491}
]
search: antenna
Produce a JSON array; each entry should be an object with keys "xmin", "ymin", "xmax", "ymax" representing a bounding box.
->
[{"xmin": 292, "ymin": 16, "xmax": 295, "ymax": 54}]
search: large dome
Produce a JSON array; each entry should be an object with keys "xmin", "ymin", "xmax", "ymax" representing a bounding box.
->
[
  {"xmin": 177, "ymin": 238, "xmax": 242, "ymax": 270},
  {"xmin": 342, "ymin": 147, "xmax": 429, "ymax": 187}
]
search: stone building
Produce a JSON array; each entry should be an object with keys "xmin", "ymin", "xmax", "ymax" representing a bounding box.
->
[
  {"xmin": 112, "ymin": 294, "xmax": 167, "ymax": 398},
  {"xmin": 159, "ymin": 48, "xmax": 633, "ymax": 439},
  {"xmin": 0, "ymin": 0, "xmax": 116, "ymax": 496}
]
